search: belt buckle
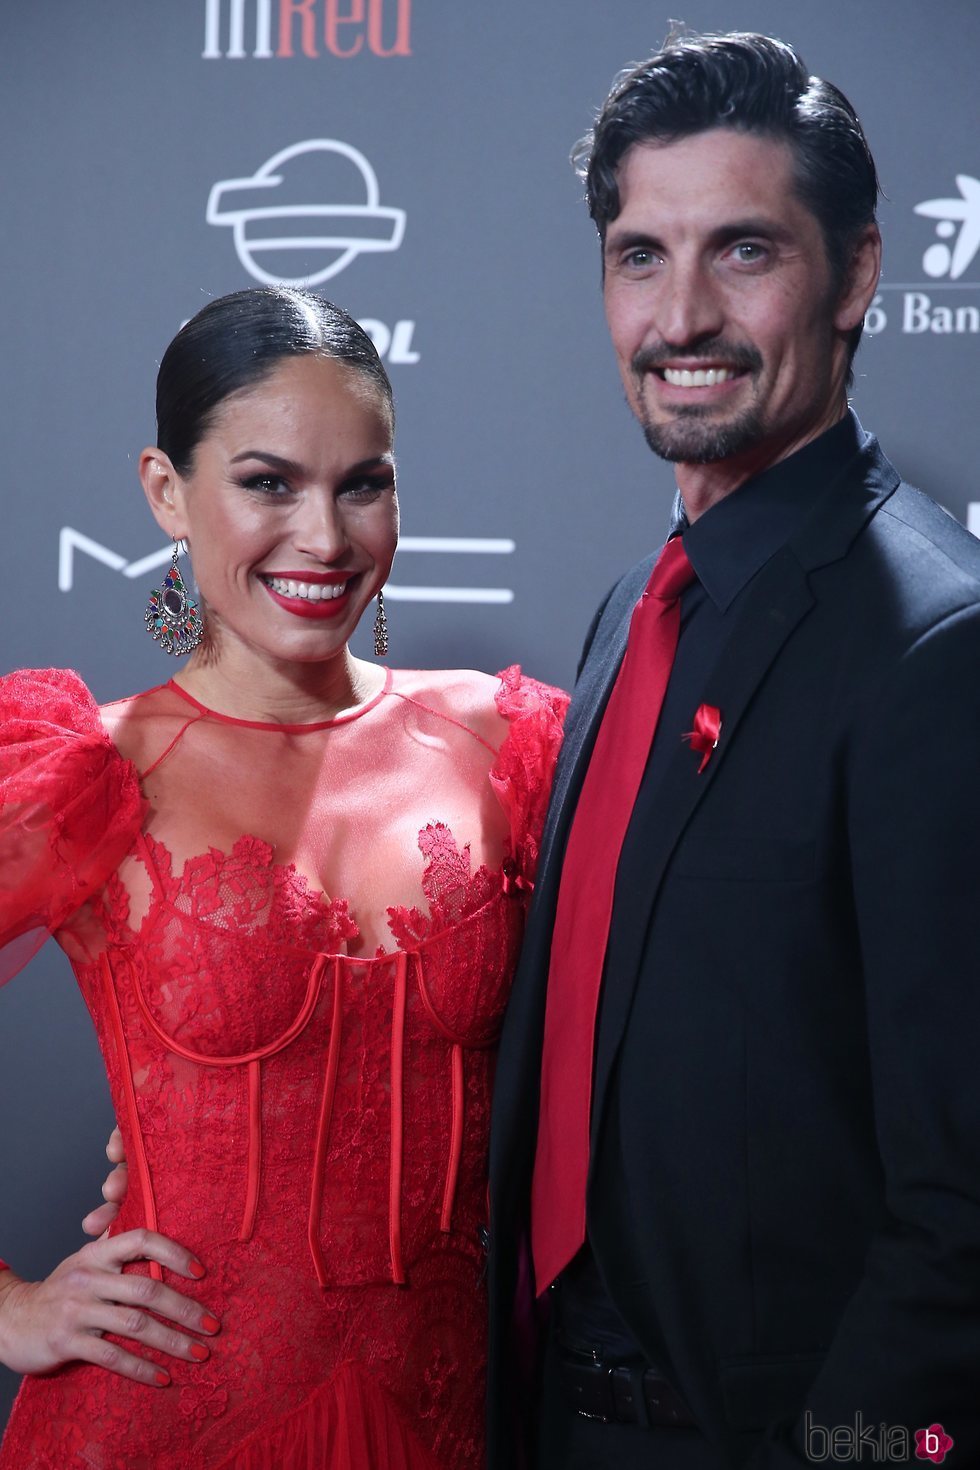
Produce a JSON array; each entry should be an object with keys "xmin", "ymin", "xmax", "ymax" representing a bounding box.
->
[{"xmin": 566, "ymin": 1351, "xmax": 617, "ymax": 1422}]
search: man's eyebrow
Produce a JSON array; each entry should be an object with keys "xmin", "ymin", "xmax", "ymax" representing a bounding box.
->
[
  {"xmin": 603, "ymin": 228, "xmax": 661, "ymax": 256},
  {"xmin": 711, "ymin": 217, "xmax": 795, "ymax": 243}
]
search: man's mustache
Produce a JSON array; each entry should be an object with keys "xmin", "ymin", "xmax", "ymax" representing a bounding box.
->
[{"xmin": 631, "ymin": 340, "xmax": 763, "ymax": 376}]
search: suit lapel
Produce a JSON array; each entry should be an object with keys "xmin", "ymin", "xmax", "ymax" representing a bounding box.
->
[
  {"xmin": 590, "ymin": 439, "xmax": 901, "ymax": 1141},
  {"xmin": 589, "ymin": 545, "xmax": 816, "ymax": 1135}
]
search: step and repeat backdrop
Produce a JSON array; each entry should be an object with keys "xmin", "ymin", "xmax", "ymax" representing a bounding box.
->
[{"xmin": 1, "ymin": 0, "xmax": 978, "ymax": 1426}]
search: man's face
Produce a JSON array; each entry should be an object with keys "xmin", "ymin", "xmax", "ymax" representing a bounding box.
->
[{"xmin": 602, "ymin": 129, "xmax": 872, "ymax": 484}]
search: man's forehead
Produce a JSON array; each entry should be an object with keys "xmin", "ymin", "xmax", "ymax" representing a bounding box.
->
[{"xmin": 608, "ymin": 129, "xmax": 812, "ymax": 234}]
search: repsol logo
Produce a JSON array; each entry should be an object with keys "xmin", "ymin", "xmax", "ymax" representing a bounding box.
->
[{"xmin": 203, "ymin": 0, "xmax": 411, "ymax": 59}]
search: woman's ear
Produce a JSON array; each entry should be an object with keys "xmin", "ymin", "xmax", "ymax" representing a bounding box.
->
[{"xmin": 139, "ymin": 448, "xmax": 188, "ymax": 539}]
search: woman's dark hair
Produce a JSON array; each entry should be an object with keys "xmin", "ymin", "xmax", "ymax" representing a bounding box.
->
[
  {"xmin": 156, "ymin": 287, "xmax": 394, "ymax": 475},
  {"xmin": 574, "ymin": 31, "xmax": 882, "ymax": 366}
]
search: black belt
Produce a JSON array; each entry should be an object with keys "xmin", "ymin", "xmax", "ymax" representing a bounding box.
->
[{"xmin": 557, "ymin": 1349, "xmax": 696, "ymax": 1428}]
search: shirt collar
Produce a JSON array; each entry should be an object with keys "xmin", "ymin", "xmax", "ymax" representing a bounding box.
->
[{"xmin": 677, "ymin": 410, "xmax": 868, "ymax": 612}]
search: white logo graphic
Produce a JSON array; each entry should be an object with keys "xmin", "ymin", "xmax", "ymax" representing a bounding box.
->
[
  {"xmin": 206, "ymin": 139, "xmax": 406, "ymax": 286},
  {"xmin": 915, "ymin": 175, "xmax": 980, "ymax": 280},
  {"xmin": 59, "ymin": 530, "xmax": 515, "ymax": 604}
]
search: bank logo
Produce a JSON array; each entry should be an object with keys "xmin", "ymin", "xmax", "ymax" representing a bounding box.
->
[
  {"xmin": 206, "ymin": 139, "xmax": 406, "ymax": 287},
  {"xmin": 915, "ymin": 176, "xmax": 980, "ymax": 280},
  {"xmin": 865, "ymin": 171, "xmax": 980, "ymax": 340}
]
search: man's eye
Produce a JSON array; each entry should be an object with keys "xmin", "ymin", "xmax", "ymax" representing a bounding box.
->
[
  {"xmin": 624, "ymin": 247, "xmax": 660, "ymax": 269},
  {"xmin": 731, "ymin": 242, "xmax": 766, "ymax": 263}
]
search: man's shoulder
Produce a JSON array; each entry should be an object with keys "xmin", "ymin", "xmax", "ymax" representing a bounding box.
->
[
  {"xmin": 877, "ymin": 478, "xmax": 980, "ymax": 575},
  {"xmin": 857, "ymin": 476, "xmax": 980, "ymax": 618}
]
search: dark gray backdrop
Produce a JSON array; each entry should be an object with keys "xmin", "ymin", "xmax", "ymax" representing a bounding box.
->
[{"xmin": 2, "ymin": 0, "xmax": 978, "ymax": 1427}]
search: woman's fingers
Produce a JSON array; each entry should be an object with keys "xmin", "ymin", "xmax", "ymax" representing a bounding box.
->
[
  {"xmin": 101, "ymin": 1161, "xmax": 128, "ymax": 1205},
  {"xmin": 61, "ymin": 1326, "xmax": 173, "ymax": 1389},
  {"xmin": 85, "ymin": 1300, "xmax": 212, "ymax": 1366},
  {"xmin": 81, "ymin": 1200, "xmax": 120, "ymax": 1237},
  {"xmin": 0, "ymin": 1229, "xmax": 219, "ymax": 1381},
  {"xmin": 105, "ymin": 1127, "xmax": 126, "ymax": 1165},
  {"xmin": 82, "ymin": 1130, "xmax": 128, "ymax": 1236},
  {"xmin": 94, "ymin": 1227, "xmax": 208, "ymax": 1283},
  {"xmin": 103, "ymin": 1266, "xmax": 220, "ymax": 1340}
]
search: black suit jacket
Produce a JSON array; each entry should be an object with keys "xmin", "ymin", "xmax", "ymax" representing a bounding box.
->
[{"xmin": 488, "ymin": 432, "xmax": 980, "ymax": 1468}]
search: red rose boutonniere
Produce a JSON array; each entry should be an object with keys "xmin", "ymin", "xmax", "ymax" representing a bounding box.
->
[{"xmin": 683, "ymin": 703, "xmax": 722, "ymax": 773}]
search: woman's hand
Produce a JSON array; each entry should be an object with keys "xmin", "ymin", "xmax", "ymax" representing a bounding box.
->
[
  {"xmin": 0, "ymin": 1230, "xmax": 220, "ymax": 1387},
  {"xmin": 81, "ymin": 1126, "xmax": 127, "ymax": 1238}
]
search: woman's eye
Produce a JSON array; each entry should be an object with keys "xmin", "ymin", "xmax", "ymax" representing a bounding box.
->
[
  {"xmin": 341, "ymin": 476, "xmax": 394, "ymax": 502},
  {"xmin": 241, "ymin": 474, "xmax": 289, "ymax": 496}
]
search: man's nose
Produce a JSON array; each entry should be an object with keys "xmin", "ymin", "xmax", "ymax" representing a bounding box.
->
[{"xmin": 657, "ymin": 260, "xmax": 724, "ymax": 348}]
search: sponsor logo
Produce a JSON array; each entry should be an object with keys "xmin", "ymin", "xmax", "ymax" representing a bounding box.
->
[
  {"xmin": 207, "ymin": 139, "xmax": 406, "ymax": 287},
  {"xmin": 866, "ymin": 173, "xmax": 980, "ymax": 338},
  {"xmin": 804, "ymin": 1412, "xmax": 953, "ymax": 1463},
  {"xmin": 207, "ymin": 140, "xmax": 419, "ymax": 362},
  {"xmin": 915, "ymin": 176, "xmax": 980, "ymax": 280},
  {"xmin": 203, "ymin": 0, "xmax": 411, "ymax": 60},
  {"xmin": 58, "ymin": 529, "xmax": 516, "ymax": 605}
]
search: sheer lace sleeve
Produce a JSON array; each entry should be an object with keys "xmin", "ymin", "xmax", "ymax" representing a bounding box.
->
[
  {"xmin": 490, "ymin": 665, "xmax": 568, "ymax": 887},
  {"xmin": 0, "ymin": 668, "xmax": 145, "ymax": 982}
]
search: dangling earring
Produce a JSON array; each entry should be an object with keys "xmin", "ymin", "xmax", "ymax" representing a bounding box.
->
[
  {"xmin": 373, "ymin": 588, "xmax": 389, "ymax": 657},
  {"xmin": 145, "ymin": 539, "xmax": 204, "ymax": 655}
]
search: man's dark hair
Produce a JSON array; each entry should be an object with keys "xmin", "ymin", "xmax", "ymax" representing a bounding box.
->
[{"xmin": 574, "ymin": 31, "xmax": 881, "ymax": 366}]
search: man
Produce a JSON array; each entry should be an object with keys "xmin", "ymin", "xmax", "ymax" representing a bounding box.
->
[{"xmin": 487, "ymin": 31, "xmax": 980, "ymax": 1470}]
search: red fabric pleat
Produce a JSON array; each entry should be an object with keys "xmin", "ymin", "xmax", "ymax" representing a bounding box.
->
[{"xmin": 211, "ymin": 1361, "xmax": 444, "ymax": 1470}]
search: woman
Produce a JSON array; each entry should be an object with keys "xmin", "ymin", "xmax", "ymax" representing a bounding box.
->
[{"xmin": 0, "ymin": 287, "xmax": 566, "ymax": 1469}]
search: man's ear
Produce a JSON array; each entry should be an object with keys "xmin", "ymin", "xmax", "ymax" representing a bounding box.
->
[
  {"xmin": 834, "ymin": 223, "xmax": 882, "ymax": 333},
  {"xmin": 139, "ymin": 448, "xmax": 189, "ymax": 540}
]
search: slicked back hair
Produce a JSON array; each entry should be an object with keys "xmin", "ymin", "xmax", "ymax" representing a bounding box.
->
[
  {"xmin": 574, "ymin": 32, "xmax": 881, "ymax": 368},
  {"xmin": 156, "ymin": 287, "xmax": 394, "ymax": 477}
]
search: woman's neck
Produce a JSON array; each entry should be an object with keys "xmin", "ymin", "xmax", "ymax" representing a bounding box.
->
[{"xmin": 172, "ymin": 643, "xmax": 385, "ymax": 725}]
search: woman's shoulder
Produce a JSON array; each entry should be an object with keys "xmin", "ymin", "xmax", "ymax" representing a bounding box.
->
[
  {"xmin": 387, "ymin": 666, "xmax": 568, "ymax": 747},
  {"xmin": 0, "ymin": 670, "xmax": 147, "ymax": 938},
  {"xmin": 0, "ymin": 667, "xmax": 188, "ymax": 773},
  {"xmin": 1, "ymin": 667, "xmax": 169, "ymax": 729},
  {"xmin": 0, "ymin": 666, "xmax": 104, "ymax": 732}
]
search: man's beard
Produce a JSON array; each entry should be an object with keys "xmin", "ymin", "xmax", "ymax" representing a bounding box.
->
[
  {"xmin": 631, "ymin": 339, "xmax": 765, "ymax": 464},
  {"xmin": 639, "ymin": 401, "xmax": 766, "ymax": 463}
]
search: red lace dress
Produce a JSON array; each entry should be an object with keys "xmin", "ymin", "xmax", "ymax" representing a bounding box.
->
[{"xmin": 0, "ymin": 665, "xmax": 566, "ymax": 1470}]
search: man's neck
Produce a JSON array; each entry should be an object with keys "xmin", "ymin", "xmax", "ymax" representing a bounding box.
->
[{"xmin": 676, "ymin": 403, "xmax": 849, "ymax": 523}]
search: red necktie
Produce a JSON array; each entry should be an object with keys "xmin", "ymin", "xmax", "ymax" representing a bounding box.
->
[{"xmin": 530, "ymin": 536, "xmax": 696, "ymax": 1293}]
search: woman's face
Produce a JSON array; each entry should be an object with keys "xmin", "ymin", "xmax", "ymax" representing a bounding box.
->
[{"xmin": 165, "ymin": 354, "xmax": 398, "ymax": 668}]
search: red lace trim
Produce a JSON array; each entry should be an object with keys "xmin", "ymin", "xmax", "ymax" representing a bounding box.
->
[{"xmin": 166, "ymin": 669, "xmax": 394, "ymax": 732}]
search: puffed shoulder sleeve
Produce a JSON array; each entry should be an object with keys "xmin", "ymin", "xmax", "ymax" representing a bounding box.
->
[
  {"xmin": 490, "ymin": 664, "xmax": 569, "ymax": 888},
  {"xmin": 0, "ymin": 668, "xmax": 145, "ymax": 981}
]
